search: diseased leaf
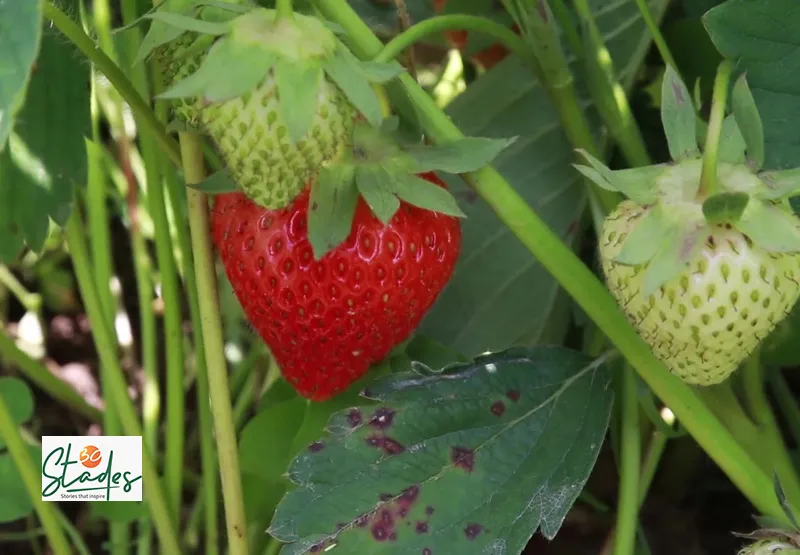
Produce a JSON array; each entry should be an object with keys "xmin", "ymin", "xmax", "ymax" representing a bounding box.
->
[
  {"xmin": 186, "ymin": 168, "xmax": 239, "ymax": 193},
  {"xmin": 702, "ymin": 192, "xmax": 749, "ymax": 224},
  {"xmin": 392, "ymin": 173, "xmax": 466, "ymax": 218},
  {"xmin": 732, "ymin": 73, "xmax": 765, "ymax": 170},
  {"xmin": 307, "ymin": 164, "xmax": 358, "ymax": 259},
  {"xmin": 662, "ymin": 65, "xmax": 700, "ymax": 161},
  {"xmin": 275, "ymin": 61, "xmax": 323, "ymax": 144},
  {"xmin": 325, "ymin": 46, "xmax": 383, "ymax": 127},
  {"xmin": 404, "ymin": 137, "xmax": 516, "ymax": 174},
  {"xmin": 270, "ymin": 347, "xmax": 614, "ymax": 554},
  {"xmin": 736, "ymin": 201, "xmax": 800, "ymax": 252},
  {"xmin": 0, "ymin": 0, "xmax": 42, "ymax": 148},
  {"xmin": 355, "ymin": 166, "xmax": 400, "ymax": 224}
]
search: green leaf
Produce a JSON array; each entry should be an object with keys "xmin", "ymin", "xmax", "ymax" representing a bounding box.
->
[
  {"xmin": 269, "ymin": 347, "xmax": 614, "ymax": 553},
  {"xmin": 732, "ymin": 73, "xmax": 765, "ymax": 170},
  {"xmin": 186, "ymin": 168, "xmax": 239, "ymax": 193},
  {"xmin": 736, "ymin": 200, "xmax": 800, "ymax": 252},
  {"xmin": 574, "ymin": 150, "xmax": 662, "ymax": 204},
  {"xmin": 159, "ymin": 38, "xmax": 275, "ymax": 101},
  {"xmin": 702, "ymin": 192, "xmax": 750, "ymax": 224},
  {"xmin": 404, "ymin": 137, "xmax": 516, "ymax": 174},
  {"xmin": 0, "ymin": 377, "xmax": 35, "ymax": 432},
  {"xmin": 275, "ymin": 61, "xmax": 323, "ymax": 144},
  {"xmin": 642, "ymin": 223, "xmax": 705, "ymax": 296},
  {"xmin": 704, "ymin": 0, "xmax": 800, "ymax": 170},
  {"xmin": 134, "ymin": 17, "xmax": 188, "ymax": 65},
  {"xmin": 89, "ymin": 502, "xmax": 148, "ymax": 523},
  {"xmin": 718, "ymin": 114, "xmax": 746, "ymax": 165},
  {"xmin": 774, "ymin": 472, "xmax": 800, "ymax": 532},
  {"xmin": 392, "ymin": 173, "xmax": 466, "ymax": 217},
  {"xmin": 324, "ymin": 46, "xmax": 383, "ymax": 127},
  {"xmin": 661, "ymin": 65, "xmax": 700, "ymax": 161},
  {"xmin": 337, "ymin": 44, "xmax": 405, "ymax": 84},
  {"xmin": 0, "ymin": 445, "xmax": 40, "ymax": 523},
  {"xmin": 758, "ymin": 167, "xmax": 800, "ymax": 200},
  {"xmin": 307, "ymin": 164, "xmax": 358, "ymax": 259},
  {"xmin": 355, "ymin": 166, "xmax": 400, "ymax": 224},
  {"xmin": 614, "ymin": 206, "xmax": 671, "ymax": 265},
  {"xmin": 0, "ymin": 0, "xmax": 42, "ymax": 149},
  {"xmin": 144, "ymin": 11, "xmax": 232, "ymax": 35}
]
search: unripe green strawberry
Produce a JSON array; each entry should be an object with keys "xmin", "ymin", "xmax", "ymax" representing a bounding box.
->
[
  {"xmin": 738, "ymin": 539, "xmax": 800, "ymax": 554},
  {"xmin": 155, "ymin": 33, "xmax": 206, "ymax": 127},
  {"xmin": 600, "ymin": 199, "xmax": 800, "ymax": 385}
]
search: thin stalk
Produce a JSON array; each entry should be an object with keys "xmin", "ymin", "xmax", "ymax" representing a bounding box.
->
[
  {"xmin": 183, "ymin": 132, "xmax": 249, "ymax": 555},
  {"xmin": 638, "ymin": 431, "xmax": 667, "ymax": 506},
  {"xmin": 769, "ymin": 370, "xmax": 800, "ymax": 447},
  {"xmin": 0, "ymin": 400, "xmax": 71, "ymax": 555},
  {"xmin": 612, "ymin": 368, "xmax": 640, "ymax": 555},
  {"xmin": 0, "ymin": 331, "xmax": 101, "ymax": 421},
  {"xmin": 65, "ymin": 207, "xmax": 182, "ymax": 552},
  {"xmin": 633, "ymin": 0, "xmax": 678, "ymax": 69},
  {"xmin": 699, "ymin": 60, "xmax": 734, "ymax": 198},
  {"xmin": 276, "ymin": 0, "xmax": 293, "ymax": 19},
  {"xmin": 548, "ymin": 0, "xmax": 582, "ymax": 53},
  {"xmin": 0, "ymin": 266, "xmax": 41, "ymax": 314},
  {"xmin": 311, "ymin": 0, "xmax": 799, "ymax": 521},
  {"xmin": 56, "ymin": 509, "xmax": 93, "ymax": 555}
]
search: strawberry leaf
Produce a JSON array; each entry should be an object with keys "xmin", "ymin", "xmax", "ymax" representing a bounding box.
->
[
  {"xmin": 275, "ymin": 61, "xmax": 323, "ymax": 144},
  {"xmin": 758, "ymin": 168, "xmax": 800, "ymax": 200},
  {"xmin": 736, "ymin": 200, "xmax": 800, "ymax": 252},
  {"xmin": 662, "ymin": 65, "xmax": 700, "ymax": 161},
  {"xmin": 185, "ymin": 168, "xmax": 239, "ymax": 193},
  {"xmin": 269, "ymin": 346, "xmax": 614, "ymax": 554},
  {"xmin": 392, "ymin": 174, "xmax": 466, "ymax": 218},
  {"xmin": 0, "ymin": 445, "xmax": 40, "ymax": 523},
  {"xmin": 403, "ymin": 137, "xmax": 516, "ymax": 174},
  {"xmin": 614, "ymin": 206, "xmax": 671, "ymax": 265},
  {"xmin": 732, "ymin": 73, "xmax": 765, "ymax": 171},
  {"xmin": 308, "ymin": 164, "xmax": 358, "ymax": 259},
  {"xmin": 135, "ymin": 18, "xmax": 187, "ymax": 65},
  {"xmin": 718, "ymin": 114, "xmax": 746, "ymax": 165},
  {"xmin": 702, "ymin": 192, "xmax": 750, "ymax": 224},
  {"xmin": 574, "ymin": 150, "xmax": 662, "ymax": 204},
  {"xmin": 356, "ymin": 166, "xmax": 400, "ymax": 224},
  {"xmin": 158, "ymin": 37, "xmax": 275, "ymax": 101},
  {"xmin": 338, "ymin": 46, "xmax": 405, "ymax": 84},
  {"xmin": 641, "ymin": 222, "xmax": 706, "ymax": 297},
  {"xmin": 324, "ymin": 46, "xmax": 383, "ymax": 127},
  {"xmin": 143, "ymin": 11, "xmax": 232, "ymax": 35}
]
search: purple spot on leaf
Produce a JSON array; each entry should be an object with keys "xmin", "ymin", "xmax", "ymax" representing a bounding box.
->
[
  {"xmin": 506, "ymin": 390, "xmax": 520, "ymax": 402},
  {"xmin": 425, "ymin": 506, "xmax": 435, "ymax": 516},
  {"xmin": 380, "ymin": 509, "xmax": 394, "ymax": 527},
  {"xmin": 416, "ymin": 521, "xmax": 429, "ymax": 534},
  {"xmin": 389, "ymin": 532, "xmax": 397, "ymax": 541},
  {"xmin": 672, "ymin": 81, "xmax": 685, "ymax": 103},
  {"xmin": 490, "ymin": 401, "xmax": 505, "ymax": 416},
  {"xmin": 380, "ymin": 492, "xmax": 393, "ymax": 502},
  {"xmin": 451, "ymin": 446, "xmax": 475, "ymax": 472},
  {"xmin": 370, "ymin": 407, "xmax": 395, "ymax": 429},
  {"xmin": 536, "ymin": 0, "xmax": 548, "ymax": 21},
  {"xmin": 397, "ymin": 506, "xmax": 409, "ymax": 518},
  {"xmin": 373, "ymin": 524, "xmax": 389, "ymax": 541},
  {"xmin": 382, "ymin": 437, "xmax": 405, "ymax": 455},
  {"xmin": 423, "ymin": 549, "xmax": 432, "ymax": 555},
  {"xmin": 355, "ymin": 514, "xmax": 370, "ymax": 528},
  {"xmin": 366, "ymin": 435, "xmax": 384, "ymax": 448},
  {"xmin": 464, "ymin": 523, "xmax": 483, "ymax": 540},
  {"xmin": 347, "ymin": 409, "xmax": 363, "ymax": 427},
  {"xmin": 308, "ymin": 441, "xmax": 325, "ymax": 453},
  {"xmin": 400, "ymin": 485, "xmax": 420, "ymax": 505}
]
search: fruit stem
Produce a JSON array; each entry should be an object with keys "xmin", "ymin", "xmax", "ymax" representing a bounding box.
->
[
  {"xmin": 699, "ymin": 59, "xmax": 734, "ymax": 199},
  {"xmin": 769, "ymin": 371, "xmax": 800, "ymax": 448},
  {"xmin": 182, "ymin": 132, "xmax": 251, "ymax": 555},
  {"xmin": 611, "ymin": 367, "xmax": 641, "ymax": 555},
  {"xmin": 312, "ymin": 0, "xmax": 800, "ymax": 522},
  {"xmin": 632, "ymin": 0, "xmax": 678, "ymax": 69},
  {"xmin": 276, "ymin": 0, "xmax": 294, "ymax": 20}
]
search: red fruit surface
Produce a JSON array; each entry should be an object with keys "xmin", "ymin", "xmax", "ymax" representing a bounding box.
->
[{"xmin": 211, "ymin": 172, "xmax": 462, "ymax": 401}]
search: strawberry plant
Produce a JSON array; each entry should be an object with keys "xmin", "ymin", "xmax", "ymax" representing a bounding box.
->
[{"xmin": 9, "ymin": 0, "xmax": 800, "ymax": 554}]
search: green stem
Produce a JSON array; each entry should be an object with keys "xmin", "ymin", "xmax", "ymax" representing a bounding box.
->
[
  {"xmin": 0, "ymin": 402, "xmax": 71, "ymax": 555},
  {"xmin": 312, "ymin": 0, "xmax": 797, "ymax": 522},
  {"xmin": 547, "ymin": 0, "xmax": 582, "ymax": 54},
  {"xmin": 373, "ymin": 15, "xmax": 534, "ymax": 68},
  {"xmin": 612, "ymin": 368, "xmax": 641, "ymax": 555},
  {"xmin": 638, "ymin": 431, "xmax": 667, "ymax": 506},
  {"xmin": 633, "ymin": 0, "xmax": 678, "ymax": 69},
  {"xmin": 182, "ymin": 133, "xmax": 250, "ymax": 555},
  {"xmin": 56, "ymin": 509, "xmax": 93, "ymax": 555},
  {"xmin": 0, "ymin": 266, "xmax": 41, "ymax": 314},
  {"xmin": 65, "ymin": 206, "xmax": 182, "ymax": 553},
  {"xmin": 769, "ymin": 370, "xmax": 800, "ymax": 447},
  {"xmin": 699, "ymin": 59, "xmax": 734, "ymax": 198},
  {"xmin": 42, "ymin": 1, "xmax": 182, "ymax": 167},
  {"xmin": 276, "ymin": 0, "xmax": 294, "ymax": 19},
  {"xmin": 0, "ymin": 331, "xmax": 101, "ymax": 421}
]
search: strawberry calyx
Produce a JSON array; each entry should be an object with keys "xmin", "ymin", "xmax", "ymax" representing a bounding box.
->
[{"xmin": 577, "ymin": 65, "xmax": 800, "ymax": 296}]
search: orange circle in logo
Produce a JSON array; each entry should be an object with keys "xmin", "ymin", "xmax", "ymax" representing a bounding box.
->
[{"xmin": 80, "ymin": 445, "xmax": 102, "ymax": 468}]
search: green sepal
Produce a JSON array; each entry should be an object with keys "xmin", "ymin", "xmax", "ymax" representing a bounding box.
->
[
  {"xmin": 135, "ymin": 15, "xmax": 189, "ymax": 65},
  {"xmin": 165, "ymin": 119, "xmax": 198, "ymax": 133},
  {"xmin": 735, "ymin": 200, "xmax": 800, "ymax": 252},
  {"xmin": 614, "ymin": 205, "xmax": 671, "ymax": 265},
  {"xmin": 732, "ymin": 73, "xmax": 765, "ymax": 171},
  {"xmin": 355, "ymin": 165, "xmax": 400, "ymax": 224},
  {"xmin": 718, "ymin": 114, "xmax": 746, "ymax": 165},
  {"xmin": 574, "ymin": 149, "xmax": 663, "ymax": 205},
  {"xmin": 758, "ymin": 167, "xmax": 800, "ymax": 200},
  {"xmin": 661, "ymin": 65, "xmax": 700, "ymax": 161},
  {"xmin": 307, "ymin": 164, "xmax": 359, "ymax": 259},
  {"xmin": 404, "ymin": 137, "xmax": 516, "ymax": 174},
  {"xmin": 641, "ymin": 221, "xmax": 706, "ymax": 297},
  {"xmin": 337, "ymin": 46, "xmax": 405, "ymax": 84},
  {"xmin": 702, "ymin": 192, "xmax": 750, "ymax": 224},
  {"xmin": 392, "ymin": 173, "xmax": 466, "ymax": 218},
  {"xmin": 185, "ymin": 168, "xmax": 239, "ymax": 193},
  {"xmin": 143, "ymin": 11, "xmax": 232, "ymax": 35},
  {"xmin": 158, "ymin": 37, "xmax": 275, "ymax": 102},
  {"xmin": 114, "ymin": 0, "xmax": 248, "ymax": 34},
  {"xmin": 274, "ymin": 60, "xmax": 323, "ymax": 144},
  {"xmin": 774, "ymin": 473, "xmax": 800, "ymax": 533},
  {"xmin": 323, "ymin": 46, "xmax": 384, "ymax": 127}
]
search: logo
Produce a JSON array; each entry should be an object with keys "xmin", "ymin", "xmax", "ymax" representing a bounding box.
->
[{"xmin": 41, "ymin": 436, "xmax": 143, "ymax": 502}]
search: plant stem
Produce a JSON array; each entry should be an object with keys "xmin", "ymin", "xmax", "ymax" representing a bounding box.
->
[
  {"xmin": 0, "ymin": 331, "xmax": 101, "ymax": 421},
  {"xmin": 182, "ymin": 132, "xmax": 250, "ymax": 555},
  {"xmin": 547, "ymin": 0, "xmax": 582, "ymax": 53},
  {"xmin": 42, "ymin": 1, "xmax": 182, "ymax": 167},
  {"xmin": 312, "ymin": 0, "xmax": 798, "ymax": 521},
  {"xmin": 612, "ymin": 367, "xmax": 641, "ymax": 555},
  {"xmin": 769, "ymin": 370, "xmax": 800, "ymax": 447},
  {"xmin": 276, "ymin": 0, "xmax": 294, "ymax": 19},
  {"xmin": 65, "ymin": 207, "xmax": 182, "ymax": 552},
  {"xmin": 373, "ymin": 15, "xmax": 535, "ymax": 69},
  {"xmin": 633, "ymin": 0, "xmax": 678, "ymax": 69},
  {"xmin": 0, "ymin": 402, "xmax": 71, "ymax": 555},
  {"xmin": 0, "ymin": 266, "xmax": 40, "ymax": 314},
  {"xmin": 638, "ymin": 431, "xmax": 667, "ymax": 506},
  {"xmin": 699, "ymin": 59, "xmax": 734, "ymax": 198}
]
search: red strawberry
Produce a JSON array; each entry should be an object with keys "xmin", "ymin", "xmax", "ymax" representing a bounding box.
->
[{"xmin": 211, "ymin": 172, "xmax": 462, "ymax": 401}]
